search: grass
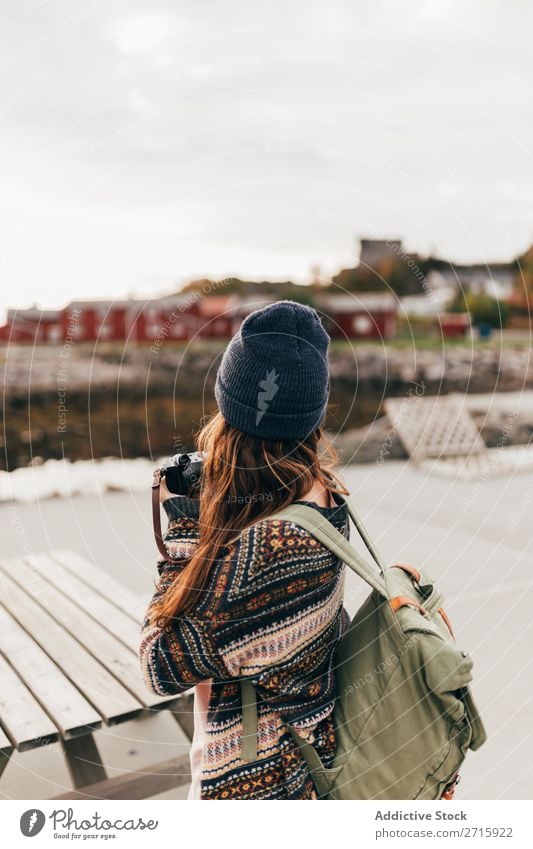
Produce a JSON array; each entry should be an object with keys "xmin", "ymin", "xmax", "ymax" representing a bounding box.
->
[
  {"xmin": 329, "ymin": 331, "xmax": 532, "ymax": 352},
  {"xmin": 2, "ymin": 330, "xmax": 531, "ymax": 357}
]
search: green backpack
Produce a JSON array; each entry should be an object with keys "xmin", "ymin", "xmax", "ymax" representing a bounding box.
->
[{"xmin": 240, "ymin": 494, "xmax": 487, "ymax": 800}]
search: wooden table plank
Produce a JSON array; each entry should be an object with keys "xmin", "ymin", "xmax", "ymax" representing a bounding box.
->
[
  {"xmin": 24, "ymin": 554, "xmax": 140, "ymax": 652},
  {"xmin": 0, "ymin": 556, "xmax": 176, "ymax": 711},
  {"xmin": 51, "ymin": 550, "xmax": 145, "ymax": 623},
  {"xmin": 0, "ymin": 652, "xmax": 60, "ymax": 751},
  {"xmin": 0, "ymin": 603, "xmax": 102, "ymax": 741},
  {"xmin": 0, "ymin": 567, "xmax": 144, "ymax": 725}
]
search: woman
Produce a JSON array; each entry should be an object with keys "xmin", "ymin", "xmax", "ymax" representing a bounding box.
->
[{"xmin": 139, "ymin": 300, "xmax": 351, "ymax": 800}]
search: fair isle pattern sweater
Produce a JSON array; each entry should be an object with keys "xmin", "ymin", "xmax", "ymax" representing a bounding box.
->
[{"xmin": 139, "ymin": 493, "xmax": 350, "ymax": 800}]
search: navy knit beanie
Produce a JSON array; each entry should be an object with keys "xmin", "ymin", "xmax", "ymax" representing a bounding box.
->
[{"xmin": 214, "ymin": 300, "xmax": 330, "ymax": 440}]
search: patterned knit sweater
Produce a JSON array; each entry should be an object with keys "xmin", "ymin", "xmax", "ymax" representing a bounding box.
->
[{"xmin": 139, "ymin": 492, "xmax": 350, "ymax": 800}]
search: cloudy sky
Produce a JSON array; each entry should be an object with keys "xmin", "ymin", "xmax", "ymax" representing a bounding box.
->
[{"xmin": 0, "ymin": 0, "xmax": 531, "ymax": 316}]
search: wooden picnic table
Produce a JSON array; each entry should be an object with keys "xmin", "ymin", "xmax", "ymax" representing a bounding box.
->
[{"xmin": 0, "ymin": 549, "xmax": 193, "ymax": 799}]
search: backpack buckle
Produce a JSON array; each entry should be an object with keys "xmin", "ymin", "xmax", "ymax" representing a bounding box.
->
[{"xmin": 441, "ymin": 771, "xmax": 461, "ymax": 800}]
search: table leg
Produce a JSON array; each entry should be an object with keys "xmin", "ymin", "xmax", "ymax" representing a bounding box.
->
[
  {"xmin": 0, "ymin": 749, "xmax": 12, "ymax": 780},
  {"xmin": 61, "ymin": 734, "xmax": 107, "ymax": 789},
  {"xmin": 169, "ymin": 693, "xmax": 194, "ymax": 740}
]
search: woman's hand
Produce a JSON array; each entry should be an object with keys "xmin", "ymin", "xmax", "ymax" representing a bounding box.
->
[{"xmin": 159, "ymin": 475, "xmax": 174, "ymax": 504}]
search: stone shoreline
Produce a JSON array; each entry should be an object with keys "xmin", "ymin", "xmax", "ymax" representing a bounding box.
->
[
  {"xmin": 2, "ymin": 342, "xmax": 532, "ymax": 469},
  {"xmin": 2, "ymin": 341, "xmax": 532, "ymax": 396}
]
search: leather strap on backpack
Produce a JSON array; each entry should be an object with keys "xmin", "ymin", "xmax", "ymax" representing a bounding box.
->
[
  {"xmin": 441, "ymin": 772, "xmax": 461, "ymax": 800},
  {"xmin": 391, "ymin": 563, "xmax": 421, "ymax": 583},
  {"xmin": 389, "ymin": 596, "xmax": 429, "ymax": 616}
]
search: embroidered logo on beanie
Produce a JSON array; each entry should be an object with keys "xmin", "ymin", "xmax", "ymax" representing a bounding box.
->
[{"xmin": 256, "ymin": 368, "xmax": 280, "ymax": 425}]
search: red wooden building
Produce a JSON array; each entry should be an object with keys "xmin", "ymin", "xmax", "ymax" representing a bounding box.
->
[
  {"xmin": 0, "ymin": 307, "xmax": 63, "ymax": 342},
  {"xmin": 62, "ymin": 300, "xmax": 131, "ymax": 342},
  {"xmin": 316, "ymin": 293, "xmax": 398, "ymax": 339},
  {"xmin": 438, "ymin": 312, "xmax": 471, "ymax": 337},
  {"xmin": 0, "ymin": 292, "xmax": 399, "ymax": 343},
  {"xmin": 61, "ymin": 297, "xmax": 190, "ymax": 343}
]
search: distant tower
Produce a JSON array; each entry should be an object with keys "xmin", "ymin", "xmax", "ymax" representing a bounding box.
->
[{"xmin": 359, "ymin": 238, "xmax": 402, "ymax": 269}]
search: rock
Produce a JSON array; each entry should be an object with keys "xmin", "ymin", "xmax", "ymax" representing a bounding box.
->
[
  {"xmin": 472, "ymin": 408, "xmax": 533, "ymax": 449},
  {"xmin": 329, "ymin": 417, "xmax": 409, "ymax": 466}
]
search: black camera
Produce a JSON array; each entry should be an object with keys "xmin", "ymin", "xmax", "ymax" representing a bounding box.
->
[{"xmin": 161, "ymin": 451, "xmax": 204, "ymax": 496}]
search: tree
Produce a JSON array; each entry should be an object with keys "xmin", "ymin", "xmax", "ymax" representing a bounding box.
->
[
  {"xmin": 449, "ymin": 291, "xmax": 509, "ymax": 328},
  {"xmin": 332, "ymin": 257, "xmax": 426, "ymax": 296},
  {"xmin": 331, "ymin": 265, "xmax": 387, "ymax": 293}
]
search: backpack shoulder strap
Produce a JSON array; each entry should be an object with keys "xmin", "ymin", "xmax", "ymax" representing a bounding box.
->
[
  {"xmin": 239, "ymin": 495, "xmax": 388, "ymax": 764},
  {"xmin": 343, "ymin": 496, "xmax": 386, "ymax": 573}
]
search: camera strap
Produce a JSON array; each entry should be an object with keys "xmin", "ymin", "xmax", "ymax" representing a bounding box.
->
[{"xmin": 151, "ymin": 468, "xmax": 181, "ymax": 564}]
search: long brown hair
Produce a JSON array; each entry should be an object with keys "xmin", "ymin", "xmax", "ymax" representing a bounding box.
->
[{"xmin": 151, "ymin": 411, "xmax": 348, "ymax": 627}]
